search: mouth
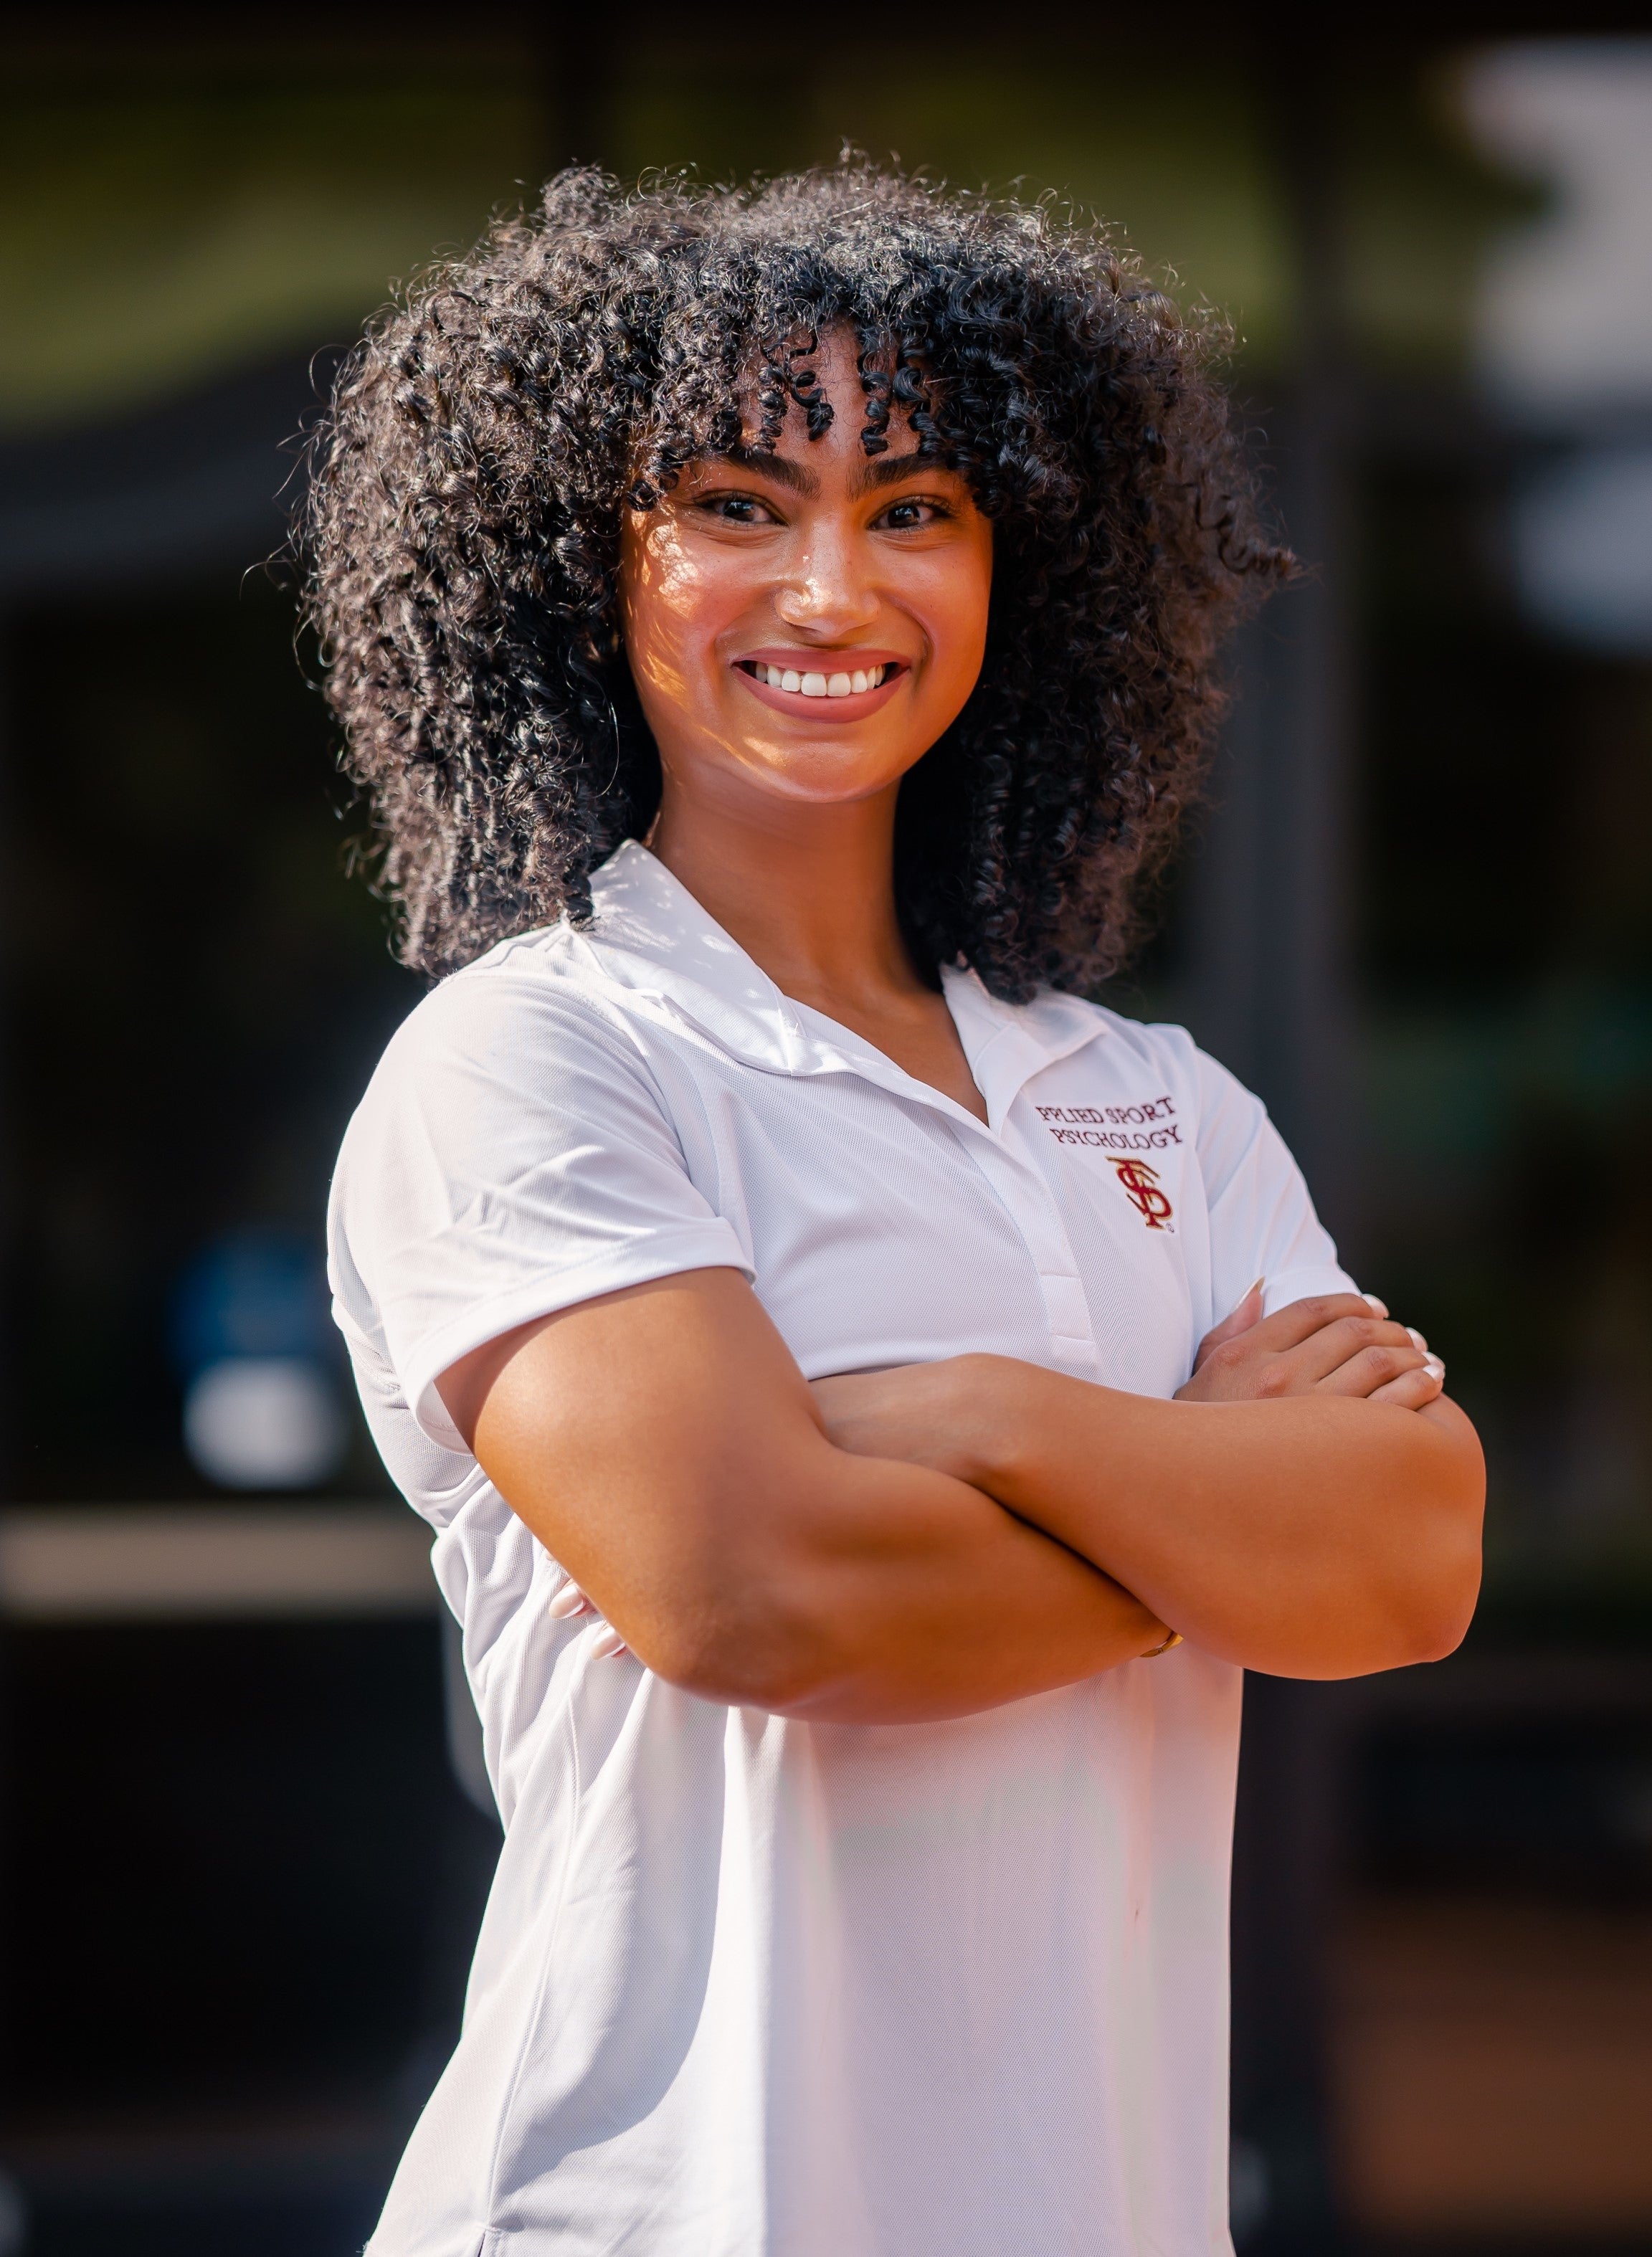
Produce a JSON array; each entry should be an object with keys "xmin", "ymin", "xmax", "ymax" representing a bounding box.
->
[{"xmin": 733, "ymin": 650, "xmax": 908, "ymax": 721}]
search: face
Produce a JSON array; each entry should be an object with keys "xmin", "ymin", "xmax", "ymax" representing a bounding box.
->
[{"xmin": 618, "ymin": 330, "xmax": 993, "ymax": 822}]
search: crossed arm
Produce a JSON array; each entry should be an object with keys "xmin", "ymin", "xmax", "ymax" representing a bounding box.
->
[{"xmin": 438, "ymin": 1268, "xmax": 1484, "ymax": 1724}]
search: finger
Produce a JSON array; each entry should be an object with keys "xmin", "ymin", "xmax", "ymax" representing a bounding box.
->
[
  {"xmin": 1239, "ymin": 1293, "xmax": 1385, "ymax": 1355},
  {"xmin": 1193, "ymin": 1278, "xmax": 1266, "ymax": 1370},
  {"xmin": 590, "ymin": 1623, "xmax": 630, "ymax": 1658},
  {"xmin": 1369, "ymin": 1360, "xmax": 1446, "ymax": 1409},
  {"xmin": 548, "ymin": 1579, "xmax": 592, "ymax": 1620},
  {"xmin": 1189, "ymin": 1297, "xmax": 1387, "ymax": 1396},
  {"xmin": 1286, "ymin": 1315, "xmax": 1426, "ymax": 1387},
  {"xmin": 1315, "ymin": 1342, "xmax": 1438, "ymax": 1398}
]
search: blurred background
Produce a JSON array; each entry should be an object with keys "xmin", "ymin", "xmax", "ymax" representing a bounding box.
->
[{"xmin": 3, "ymin": 4, "xmax": 1651, "ymax": 2251}]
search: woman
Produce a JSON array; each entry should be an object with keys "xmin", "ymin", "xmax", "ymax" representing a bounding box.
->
[{"xmin": 309, "ymin": 165, "xmax": 1482, "ymax": 2257}]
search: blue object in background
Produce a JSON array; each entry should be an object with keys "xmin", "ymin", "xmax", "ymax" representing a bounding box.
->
[
  {"xmin": 171, "ymin": 1230, "xmax": 346, "ymax": 1489},
  {"xmin": 170, "ymin": 1227, "xmax": 334, "ymax": 1374}
]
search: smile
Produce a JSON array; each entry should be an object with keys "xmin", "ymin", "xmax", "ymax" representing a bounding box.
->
[
  {"xmin": 742, "ymin": 660, "xmax": 893, "ymax": 697},
  {"xmin": 733, "ymin": 650, "xmax": 908, "ymax": 721}
]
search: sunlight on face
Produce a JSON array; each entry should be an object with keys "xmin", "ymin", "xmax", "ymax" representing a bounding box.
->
[{"xmin": 618, "ymin": 330, "xmax": 993, "ymax": 820}]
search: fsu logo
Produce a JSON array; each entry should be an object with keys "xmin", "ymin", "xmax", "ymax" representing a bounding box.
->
[{"xmin": 1106, "ymin": 1155, "xmax": 1174, "ymax": 1231}]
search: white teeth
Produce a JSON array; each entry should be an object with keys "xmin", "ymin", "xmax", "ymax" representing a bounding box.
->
[{"xmin": 753, "ymin": 661, "xmax": 889, "ymax": 696}]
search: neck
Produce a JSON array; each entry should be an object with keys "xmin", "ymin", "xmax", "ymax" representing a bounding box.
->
[{"xmin": 647, "ymin": 777, "xmax": 923, "ymax": 1009}]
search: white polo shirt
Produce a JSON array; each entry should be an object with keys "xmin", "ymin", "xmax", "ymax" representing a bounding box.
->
[{"xmin": 328, "ymin": 840, "xmax": 1354, "ymax": 2257}]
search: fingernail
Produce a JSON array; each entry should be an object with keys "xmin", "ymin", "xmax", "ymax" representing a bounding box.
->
[
  {"xmin": 549, "ymin": 1582, "xmax": 589, "ymax": 1619},
  {"xmin": 1364, "ymin": 1292, "xmax": 1390, "ymax": 1317},
  {"xmin": 1424, "ymin": 1356, "xmax": 1445, "ymax": 1380},
  {"xmin": 1407, "ymin": 1327, "xmax": 1428, "ymax": 1351},
  {"xmin": 590, "ymin": 1625, "xmax": 630, "ymax": 1658}
]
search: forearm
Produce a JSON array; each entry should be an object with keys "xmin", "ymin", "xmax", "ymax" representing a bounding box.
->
[
  {"xmin": 531, "ymin": 1441, "xmax": 1167, "ymax": 1724},
  {"xmin": 460, "ymin": 1274, "xmax": 1168, "ymax": 1725},
  {"xmin": 941, "ymin": 1360, "xmax": 1484, "ymax": 1678},
  {"xmin": 743, "ymin": 1453, "xmax": 1167, "ymax": 1724}
]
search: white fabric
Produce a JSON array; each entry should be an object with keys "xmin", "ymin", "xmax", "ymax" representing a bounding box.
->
[{"xmin": 328, "ymin": 840, "xmax": 1355, "ymax": 2257}]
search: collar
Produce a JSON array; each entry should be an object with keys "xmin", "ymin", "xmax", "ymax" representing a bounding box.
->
[{"xmin": 575, "ymin": 840, "xmax": 1107, "ymax": 1135}]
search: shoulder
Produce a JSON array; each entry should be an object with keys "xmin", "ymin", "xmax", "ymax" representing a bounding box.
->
[
  {"xmin": 364, "ymin": 921, "xmax": 651, "ymax": 1095},
  {"xmin": 381, "ymin": 921, "xmax": 640, "ymax": 1060},
  {"xmin": 333, "ymin": 923, "xmax": 683, "ymax": 1230},
  {"xmin": 1029, "ymin": 989, "xmax": 1257, "ymax": 1121}
]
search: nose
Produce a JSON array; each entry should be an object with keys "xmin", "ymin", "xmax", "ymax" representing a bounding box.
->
[{"xmin": 772, "ymin": 518, "xmax": 879, "ymax": 638}]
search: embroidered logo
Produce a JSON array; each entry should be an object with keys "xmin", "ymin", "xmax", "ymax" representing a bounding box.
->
[
  {"xmin": 1106, "ymin": 1154, "xmax": 1174, "ymax": 1232},
  {"xmin": 1035, "ymin": 1093, "xmax": 1180, "ymax": 1154}
]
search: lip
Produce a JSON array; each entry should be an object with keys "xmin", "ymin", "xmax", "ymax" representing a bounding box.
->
[{"xmin": 732, "ymin": 648, "xmax": 910, "ymax": 723}]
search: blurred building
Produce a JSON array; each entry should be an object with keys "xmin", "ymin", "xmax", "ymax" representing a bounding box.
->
[{"xmin": 1, "ymin": 10, "xmax": 1651, "ymax": 2254}]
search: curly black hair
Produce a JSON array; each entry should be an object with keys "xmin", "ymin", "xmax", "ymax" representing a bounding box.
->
[{"xmin": 300, "ymin": 160, "xmax": 1287, "ymax": 999}]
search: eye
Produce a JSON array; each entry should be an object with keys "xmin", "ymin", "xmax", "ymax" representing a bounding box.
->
[
  {"xmin": 693, "ymin": 490, "xmax": 781, "ymax": 526},
  {"xmin": 873, "ymin": 495, "xmax": 952, "ymax": 531}
]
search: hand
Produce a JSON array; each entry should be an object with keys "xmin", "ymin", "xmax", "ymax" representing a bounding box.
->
[
  {"xmin": 1177, "ymin": 1285, "xmax": 1446, "ymax": 1410},
  {"xmin": 810, "ymin": 1359, "xmax": 986, "ymax": 1488},
  {"xmin": 547, "ymin": 1576, "xmax": 628, "ymax": 1657}
]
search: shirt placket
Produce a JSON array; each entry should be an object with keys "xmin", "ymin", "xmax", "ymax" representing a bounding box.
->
[
  {"xmin": 960, "ymin": 1124, "xmax": 1101, "ymax": 1379},
  {"xmin": 936, "ymin": 1005, "xmax": 1105, "ymax": 1380}
]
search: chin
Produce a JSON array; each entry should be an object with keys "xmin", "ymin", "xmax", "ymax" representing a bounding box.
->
[
  {"xmin": 736, "ymin": 736, "xmax": 912, "ymax": 804},
  {"xmin": 749, "ymin": 749, "xmax": 903, "ymax": 803}
]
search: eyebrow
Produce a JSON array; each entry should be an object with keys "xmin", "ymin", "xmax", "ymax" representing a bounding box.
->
[
  {"xmin": 710, "ymin": 445, "xmax": 818, "ymax": 497},
  {"xmin": 701, "ymin": 441, "xmax": 962, "ymax": 502},
  {"xmin": 848, "ymin": 450, "xmax": 957, "ymax": 498}
]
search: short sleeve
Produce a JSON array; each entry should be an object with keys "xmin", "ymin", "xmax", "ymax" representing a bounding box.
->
[
  {"xmin": 1189, "ymin": 1044, "xmax": 1358, "ymax": 1324},
  {"xmin": 328, "ymin": 969, "xmax": 751, "ymax": 1450}
]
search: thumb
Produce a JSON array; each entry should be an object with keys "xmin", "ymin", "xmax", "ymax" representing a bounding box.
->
[{"xmin": 1194, "ymin": 1278, "xmax": 1266, "ymax": 1369}]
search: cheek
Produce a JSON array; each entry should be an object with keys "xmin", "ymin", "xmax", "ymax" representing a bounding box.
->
[
  {"xmin": 622, "ymin": 530, "xmax": 747, "ymax": 695},
  {"xmin": 913, "ymin": 544, "xmax": 993, "ymax": 688}
]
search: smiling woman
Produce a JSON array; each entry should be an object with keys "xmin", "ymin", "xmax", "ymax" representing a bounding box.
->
[
  {"xmin": 305, "ymin": 163, "xmax": 1482, "ymax": 2257},
  {"xmin": 303, "ymin": 162, "xmax": 1285, "ymax": 996}
]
